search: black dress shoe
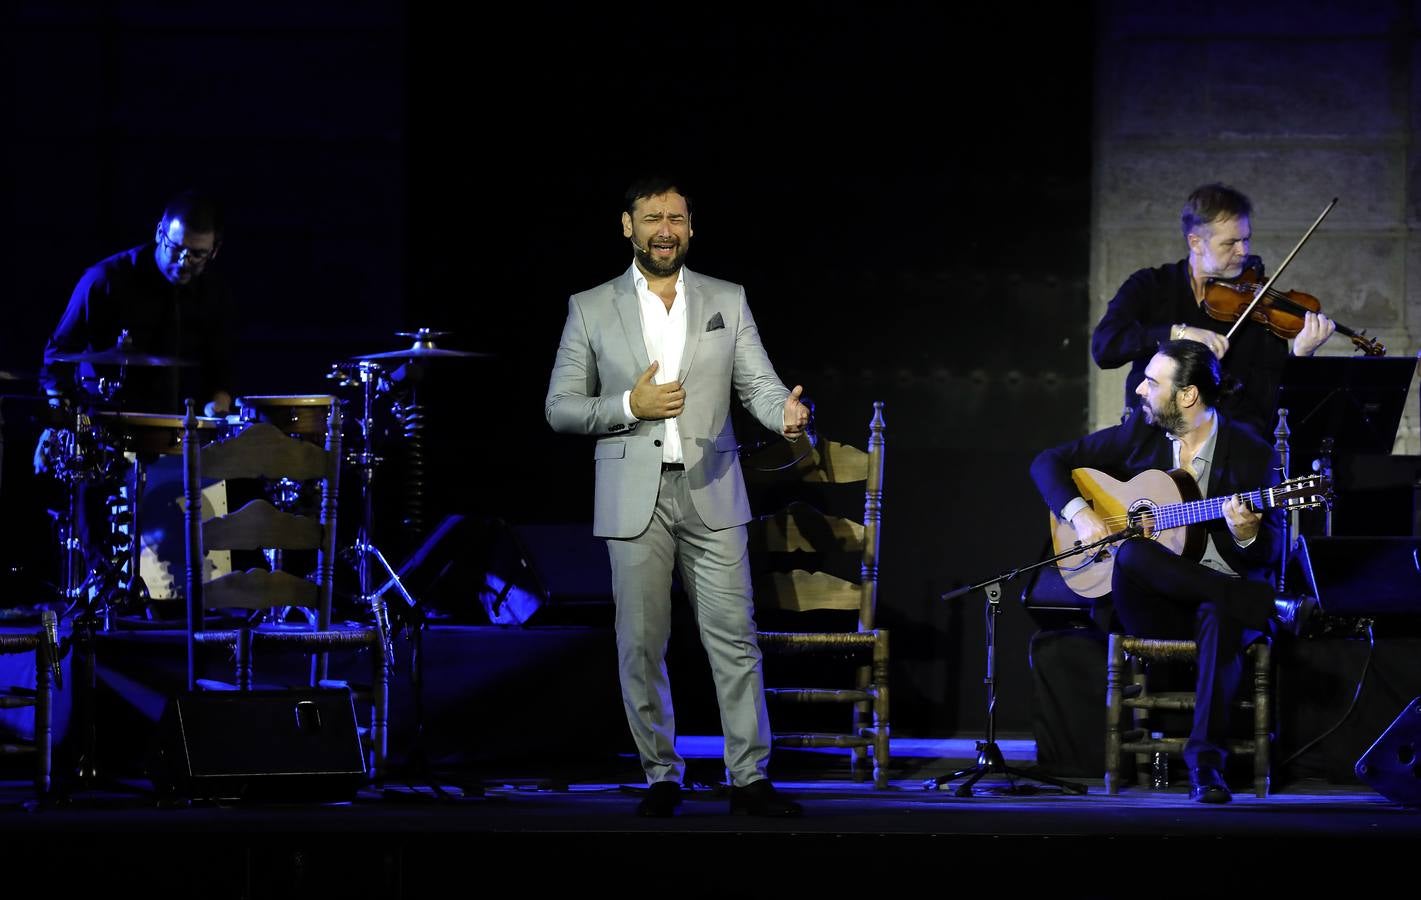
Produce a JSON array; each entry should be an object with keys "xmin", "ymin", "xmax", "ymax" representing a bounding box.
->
[
  {"xmin": 636, "ymin": 781, "xmax": 682, "ymax": 817},
  {"xmin": 1274, "ymin": 593, "xmax": 1319, "ymax": 637},
  {"xmin": 729, "ymin": 779, "xmax": 803, "ymax": 817},
  {"xmin": 1188, "ymin": 767, "xmax": 1232, "ymax": 804}
]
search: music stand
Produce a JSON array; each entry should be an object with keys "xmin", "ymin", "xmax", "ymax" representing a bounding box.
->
[
  {"xmin": 1276, "ymin": 355, "xmax": 1415, "ymax": 459},
  {"xmin": 1276, "ymin": 355, "xmax": 1416, "ymax": 536}
]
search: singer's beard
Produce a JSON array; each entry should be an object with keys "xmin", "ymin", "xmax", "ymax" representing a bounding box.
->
[
  {"xmin": 1141, "ymin": 395, "xmax": 1185, "ymax": 435},
  {"xmin": 634, "ymin": 242, "xmax": 688, "ymax": 278}
]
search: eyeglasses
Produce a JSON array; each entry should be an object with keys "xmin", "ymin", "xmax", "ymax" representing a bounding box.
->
[{"xmin": 158, "ymin": 231, "xmax": 215, "ymax": 264}]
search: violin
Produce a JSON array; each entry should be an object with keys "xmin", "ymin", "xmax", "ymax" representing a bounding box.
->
[{"xmin": 1202, "ymin": 263, "xmax": 1385, "ymax": 357}]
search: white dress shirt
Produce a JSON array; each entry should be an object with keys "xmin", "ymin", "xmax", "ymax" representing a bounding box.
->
[{"xmin": 621, "ymin": 263, "xmax": 686, "ymax": 464}]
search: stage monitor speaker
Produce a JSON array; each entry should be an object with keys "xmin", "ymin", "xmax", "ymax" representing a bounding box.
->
[
  {"xmin": 393, "ymin": 514, "xmax": 550, "ymax": 625},
  {"xmin": 1355, "ymin": 696, "xmax": 1421, "ymax": 807},
  {"xmin": 153, "ymin": 689, "xmax": 366, "ymax": 801}
]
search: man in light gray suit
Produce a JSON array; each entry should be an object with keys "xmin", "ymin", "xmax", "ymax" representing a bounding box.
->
[{"xmin": 546, "ymin": 176, "xmax": 809, "ymax": 818}]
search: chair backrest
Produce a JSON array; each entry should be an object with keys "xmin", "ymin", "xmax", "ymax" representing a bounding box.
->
[
  {"xmin": 744, "ymin": 402, "xmax": 884, "ymax": 629},
  {"xmin": 181, "ymin": 399, "xmax": 342, "ymax": 676}
]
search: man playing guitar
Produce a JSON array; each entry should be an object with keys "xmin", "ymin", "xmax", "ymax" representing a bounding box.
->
[{"xmin": 1030, "ymin": 338, "xmax": 1317, "ymax": 804}]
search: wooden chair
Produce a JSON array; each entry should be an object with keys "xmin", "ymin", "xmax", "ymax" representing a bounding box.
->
[
  {"xmin": 743, "ymin": 401, "xmax": 889, "ymax": 788},
  {"xmin": 1105, "ymin": 634, "xmax": 1271, "ymax": 797},
  {"xmin": 0, "ymin": 610, "xmax": 58, "ymax": 801},
  {"xmin": 180, "ymin": 398, "xmax": 388, "ymax": 779}
]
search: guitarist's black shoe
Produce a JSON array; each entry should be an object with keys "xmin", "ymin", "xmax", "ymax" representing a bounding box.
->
[
  {"xmin": 1273, "ymin": 593, "xmax": 1318, "ymax": 637},
  {"xmin": 1188, "ymin": 766, "xmax": 1232, "ymax": 804}
]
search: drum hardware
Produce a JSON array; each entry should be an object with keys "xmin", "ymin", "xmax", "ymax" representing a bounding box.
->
[
  {"xmin": 34, "ymin": 401, "xmax": 133, "ymax": 784},
  {"xmin": 352, "ymin": 327, "xmax": 495, "ymax": 361},
  {"xmin": 390, "ymin": 397, "xmax": 427, "ymax": 535},
  {"xmin": 36, "ymin": 404, "xmax": 121, "ymax": 612},
  {"xmin": 346, "ymin": 329, "xmax": 492, "ymax": 538},
  {"xmin": 50, "ymin": 348, "xmax": 197, "ymax": 367},
  {"xmin": 39, "ymin": 333, "xmax": 204, "ymax": 784},
  {"xmin": 340, "ymin": 329, "xmax": 496, "ymax": 799},
  {"xmin": 326, "ymin": 359, "xmax": 408, "ymax": 670},
  {"xmin": 50, "ymin": 328, "xmax": 197, "ymax": 369}
]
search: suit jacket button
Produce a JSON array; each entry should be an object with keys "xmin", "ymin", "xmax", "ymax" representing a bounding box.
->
[{"xmin": 653, "ymin": 439, "xmax": 662, "ymax": 447}]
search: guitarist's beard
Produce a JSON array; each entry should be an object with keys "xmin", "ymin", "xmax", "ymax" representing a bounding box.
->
[{"xmin": 1141, "ymin": 394, "xmax": 1186, "ymax": 435}]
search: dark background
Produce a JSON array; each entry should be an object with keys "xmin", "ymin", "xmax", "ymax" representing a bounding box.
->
[{"xmin": 0, "ymin": 2, "xmax": 1096, "ymax": 738}]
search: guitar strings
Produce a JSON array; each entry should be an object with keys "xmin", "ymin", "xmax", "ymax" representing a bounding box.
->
[{"xmin": 1081, "ymin": 489, "xmax": 1269, "ymax": 533}]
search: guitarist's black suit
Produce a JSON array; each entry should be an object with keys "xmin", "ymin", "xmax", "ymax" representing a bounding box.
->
[{"xmin": 1030, "ymin": 411, "xmax": 1284, "ymax": 773}]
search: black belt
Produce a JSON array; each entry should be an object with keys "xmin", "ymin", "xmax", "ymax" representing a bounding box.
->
[{"xmin": 661, "ymin": 462, "xmax": 684, "ymax": 472}]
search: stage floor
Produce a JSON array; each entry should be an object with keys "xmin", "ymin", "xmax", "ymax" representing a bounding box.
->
[
  {"xmin": 3, "ymin": 623, "xmax": 1418, "ymax": 895},
  {"xmin": 0, "ymin": 737, "xmax": 1415, "ymax": 896}
]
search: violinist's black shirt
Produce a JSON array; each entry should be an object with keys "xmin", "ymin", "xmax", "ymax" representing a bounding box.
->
[{"xmin": 1092, "ymin": 257, "xmax": 1288, "ymax": 434}]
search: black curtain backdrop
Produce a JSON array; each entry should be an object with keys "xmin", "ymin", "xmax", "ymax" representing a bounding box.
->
[{"xmin": 1, "ymin": 2, "xmax": 1096, "ymax": 738}]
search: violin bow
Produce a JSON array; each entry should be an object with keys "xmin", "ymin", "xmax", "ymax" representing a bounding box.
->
[{"xmin": 1224, "ymin": 197, "xmax": 1337, "ymax": 342}]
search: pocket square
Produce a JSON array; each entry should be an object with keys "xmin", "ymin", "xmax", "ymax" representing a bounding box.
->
[{"xmin": 705, "ymin": 312, "xmax": 725, "ymax": 332}]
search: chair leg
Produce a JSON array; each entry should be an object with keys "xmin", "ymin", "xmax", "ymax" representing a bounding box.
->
[
  {"xmin": 34, "ymin": 643, "xmax": 53, "ymax": 799},
  {"xmin": 369, "ymin": 636, "xmax": 389, "ymax": 781},
  {"xmin": 235, "ymin": 627, "xmax": 253, "ymax": 690},
  {"xmin": 1129, "ymin": 657, "xmax": 1154, "ymax": 787},
  {"xmin": 851, "ymin": 663, "xmax": 870, "ymax": 782},
  {"xmin": 1251, "ymin": 642, "xmax": 1271, "ymax": 798},
  {"xmin": 1105, "ymin": 633, "xmax": 1125, "ymax": 794},
  {"xmin": 872, "ymin": 634, "xmax": 889, "ymax": 789},
  {"xmin": 850, "ymin": 735, "xmax": 868, "ymax": 780}
]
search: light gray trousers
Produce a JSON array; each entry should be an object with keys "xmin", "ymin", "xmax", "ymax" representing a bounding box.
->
[{"xmin": 607, "ymin": 467, "xmax": 771, "ymax": 787}]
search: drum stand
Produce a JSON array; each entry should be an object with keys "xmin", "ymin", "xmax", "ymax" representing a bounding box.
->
[
  {"xmin": 44, "ymin": 411, "xmax": 102, "ymax": 783},
  {"xmin": 45, "ymin": 406, "xmax": 146, "ymax": 788},
  {"xmin": 331, "ymin": 354, "xmax": 485, "ymax": 801},
  {"xmin": 335, "ymin": 360, "xmax": 412, "ymax": 671}
]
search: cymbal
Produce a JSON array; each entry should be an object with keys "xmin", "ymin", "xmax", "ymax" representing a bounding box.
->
[
  {"xmin": 0, "ymin": 369, "xmax": 35, "ymax": 381},
  {"xmin": 50, "ymin": 349, "xmax": 196, "ymax": 367},
  {"xmin": 353, "ymin": 346, "xmax": 494, "ymax": 361}
]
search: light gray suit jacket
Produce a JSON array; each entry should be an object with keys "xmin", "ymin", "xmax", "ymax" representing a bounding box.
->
[{"xmin": 545, "ymin": 266, "xmax": 791, "ymax": 539}]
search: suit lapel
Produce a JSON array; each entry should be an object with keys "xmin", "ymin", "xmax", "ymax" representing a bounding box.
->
[
  {"xmin": 1136, "ymin": 423, "xmax": 1173, "ymax": 472},
  {"xmin": 613, "ymin": 267, "xmax": 651, "ymax": 373},
  {"xmin": 1208, "ymin": 415, "xmax": 1233, "ymax": 496},
  {"xmin": 677, "ymin": 267, "xmax": 705, "ymax": 381}
]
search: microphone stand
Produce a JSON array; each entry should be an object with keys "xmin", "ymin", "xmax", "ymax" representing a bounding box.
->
[{"xmin": 923, "ymin": 526, "xmax": 1141, "ymax": 796}]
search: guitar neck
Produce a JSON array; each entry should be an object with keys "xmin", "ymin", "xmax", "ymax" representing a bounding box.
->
[{"xmin": 1153, "ymin": 489, "xmax": 1268, "ymax": 532}]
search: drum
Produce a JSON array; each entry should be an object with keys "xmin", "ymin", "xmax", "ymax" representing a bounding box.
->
[
  {"xmin": 76, "ymin": 413, "xmax": 228, "ymax": 603},
  {"xmin": 90, "ymin": 411, "xmax": 220, "ymax": 457},
  {"xmin": 136, "ymin": 454, "xmax": 231, "ymax": 601},
  {"xmin": 235, "ymin": 394, "xmax": 337, "ymax": 442}
]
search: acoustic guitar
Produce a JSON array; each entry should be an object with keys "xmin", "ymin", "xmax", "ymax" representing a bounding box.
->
[{"xmin": 1049, "ymin": 467, "xmax": 1332, "ymax": 599}]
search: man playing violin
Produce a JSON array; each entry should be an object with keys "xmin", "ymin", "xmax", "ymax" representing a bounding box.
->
[
  {"xmin": 1031, "ymin": 338, "xmax": 1317, "ymax": 803},
  {"xmin": 1092, "ymin": 183, "xmax": 1336, "ymax": 432}
]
